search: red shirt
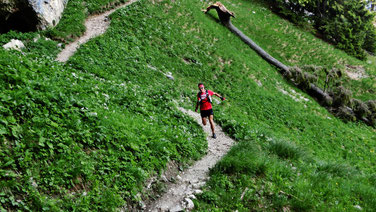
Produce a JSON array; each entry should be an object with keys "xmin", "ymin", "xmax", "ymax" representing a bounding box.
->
[{"xmin": 197, "ymin": 90, "xmax": 214, "ymax": 111}]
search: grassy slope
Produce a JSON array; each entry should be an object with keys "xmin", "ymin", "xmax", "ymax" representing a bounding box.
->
[
  {"xmin": 0, "ymin": 2, "xmax": 209, "ymax": 210},
  {"xmin": 0, "ymin": 0, "xmax": 375, "ymax": 210},
  {"xmin": 101, "ymin": 0, "xmax": 375, "ymax": 210}
]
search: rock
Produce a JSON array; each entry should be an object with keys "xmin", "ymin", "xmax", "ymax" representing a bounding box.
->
[
  {"xmin": 193, "ymin": 189, "xmax": 203, "ymax": 194},
  {"xmin": 161, "ymin": 175, "xmax": 168, "ymax": 182},
  {"xmin": 188, "ymin": 194, "xmax": 196, "ymax": 199},
  {"xmin": 30, "ymin": 0, "xmax": 69, "ymax": 29},
  {"xmin": 139, "ymin": 201, "xmax": 146, "ymax": 210},
  {"xmin": 3, "ymin": 39, "xmax": 25, "ymax": 51},
  {"xmin": 166, "ymin": 73, "xmax": 174, "ymax": 80},
  {"xmin": 170, "ymin": 204, "xmax": 184, "ymax": 212},
  {"xmin": 192, "ymin": 182, "xmax": 205, "ymax": 189},
  {"xmin": 354, "ymin": 205, "xmax": 362, "ymax": 210},
  {"xmin": 0, "ymin": 0, "xmax": 68, "ymax": 33},
  {"xmin": 184, "ymin": 198, "xmax": 194, "ymax": 210}
]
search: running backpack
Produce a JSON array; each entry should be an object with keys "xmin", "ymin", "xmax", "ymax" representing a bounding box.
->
[{"xmin": 198, "ymin": 90, "xmax": 212, "ymax": 104}]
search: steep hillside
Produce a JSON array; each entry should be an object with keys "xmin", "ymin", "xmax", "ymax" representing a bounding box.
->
[{"xmin": 0, "ymin": 0, "xmax": 375, "ymax": 210}]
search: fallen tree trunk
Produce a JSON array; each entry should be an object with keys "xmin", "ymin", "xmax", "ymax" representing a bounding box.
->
[
  {"xmin": 204, "ymin": 2, "xmax": 289, "ymax": 74},
  {"xmin": 224, "ymin": 21, "xmax": 290, "ymax": 74}
]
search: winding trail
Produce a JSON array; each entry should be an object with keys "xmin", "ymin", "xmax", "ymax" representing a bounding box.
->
[
  {"xmin": 56, "ymin": 0, "xmax": 139, "ymax": 62},
  {"xmin": 54, "ymin": 2, "xmax": 236, "ymax": 210},
  {"xmin": 147, "ymin": 107, "xmax": 235, "ymax": 211}
]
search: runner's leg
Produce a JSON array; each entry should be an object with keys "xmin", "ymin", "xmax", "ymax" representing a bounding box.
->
[
  {"xmin": 209, "ymin": 115, "xmax": 215, "ymax": 134},
  {"xmin": 202, "ymin": 117, "xmax": 207, "ymax": 126}
]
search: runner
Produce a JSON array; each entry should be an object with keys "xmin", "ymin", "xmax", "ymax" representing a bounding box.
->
[{"xmin": 195, "ymin": 83, "xmax": 225, "ymax": 139}]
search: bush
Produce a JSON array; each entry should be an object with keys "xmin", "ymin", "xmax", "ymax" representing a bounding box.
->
[
  {"xmin": 268, "ymin": 0, "xmax": 376, "ymax": 60},
  {"xmin": 268, "ymin": 139, "xmax": 303, "ymax": 160},
  {"xmin": 352, "ymin": 99, "xmax": 371, "ymax": 119},
  {"xmin": 332, "ymin": 86, "xmax": 352, "ymax": 107},
  {"xmin": 365, "ymin": 100, "xmax": 376, "ymax": 126}
]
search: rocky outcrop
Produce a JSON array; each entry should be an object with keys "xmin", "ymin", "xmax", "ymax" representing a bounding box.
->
[{"xmin": 0, "ymin": 0, "xmax": 68, "ymax": 33}]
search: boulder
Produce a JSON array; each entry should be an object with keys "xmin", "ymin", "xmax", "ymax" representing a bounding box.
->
[
  {"xmin": 3, "ymin": 39, "xmax": 25, "ymax": 50},
  {"xmin": 0, "ymin": 0, "xmax": 68, "ymax": 33}
]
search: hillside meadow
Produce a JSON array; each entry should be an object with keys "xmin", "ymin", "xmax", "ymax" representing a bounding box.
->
[{"xmin": 0, "ymin": 0, "xmax": 375, "ymax": 210}]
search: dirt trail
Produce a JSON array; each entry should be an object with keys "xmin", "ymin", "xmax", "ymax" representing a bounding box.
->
[
  {"xmin": 147, "ymin": 107, "xmax": 235, "ymax": 211},
  {"xmin": 56, "ymin": 0, "xmax": 139, "ymax": 62}
]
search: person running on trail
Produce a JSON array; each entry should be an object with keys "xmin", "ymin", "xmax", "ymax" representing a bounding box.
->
[{"xmin": 195, "ymin": 83, "xmax": 225, "ymax": 139}]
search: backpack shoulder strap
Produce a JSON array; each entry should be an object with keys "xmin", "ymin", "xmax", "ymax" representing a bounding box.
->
[{"xmin": 206, "ymin": 90, "xmax": 212, "ymax": 103}]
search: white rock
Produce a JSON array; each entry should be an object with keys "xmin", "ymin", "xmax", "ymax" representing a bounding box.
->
[
  {"xmin": 161, "ymin": 175, "xmax": 168, "ymax": 182},
  {"xmin": 188, "ymin": 194, "xmax": 196, "ymax": 199},
  {"xmin": 170, "ymin": 204, "xmax": 184, "ymax": 212},
  {"xmin": 176, "ymin": 175, "xmax": 182, "ymax": 181},
  {"xmin": 193, "ymin": 189, "xmax": 203, "ymax": 194},
  {"xmin": 184, "ymin": 198, "xmax": 194, "ymax": 209},
  {"xmin": 166, "ymin": 74, "xmax": 174, "ymax": 80},
  {"xmin": 354, "ymin": 205, "xmax": 362, "ymax": 210},
  {"xmin": 3, "ymin": 39, "xmax": 25, "ymax": 51},
  {"xmin": 29, "ymin": 0, "xmax": 69, "ymax": 29},
  {"xmin": 193, "ymin": 182, "xmax": 205, "ymax": 189}
]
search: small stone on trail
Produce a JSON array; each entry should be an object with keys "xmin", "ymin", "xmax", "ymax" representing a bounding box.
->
[
  {"xmin": 161, "ymin": 175, "xmax": 168, "ymax": 182},
  {"xmin": 188, "ymin": 194, "xmax": 196, "ymax": 199},
  {"xmin": 194, "ymin": 189, "xmax": 203, "ymax": 194},
  {"xmin": 184, "ymin": 198, "xmax": 194, "ymax": 209},
  {"xmin": 170, "ymin": 204, "xmax": 184, "ymax": 212},
  {"xmin": 192, "ymin": 182, "xmax": 205, "ymax": 189},
  {"xmin": 176, "ymin": 175, "xmax": 182, "ymax": 181}
]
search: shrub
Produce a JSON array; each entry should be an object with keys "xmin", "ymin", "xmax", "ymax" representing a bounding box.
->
[
  {"xmin": 352, "ymin": 99, "xmax": 371, "ymax": 119},
  {"xmin": 268, "ymin": 0, "xmax": 376, "ymax": 60},
  {"xmin": 316, "ymin": 161, "xmax": 356, "ymax": 178},
  {"xmin": 268, "ymin": 139, "xmax": 303, "ymax": 160},
  {"xmin": 212, "ymin": 142, "xmax": 267, "ymax": 176},
  {"xmin": 365, "ymin": 100, "xmax": 376, "ymax": 126},
  {"xmin": 332, "ymin": 86, "xmax": 352, "ymax": 107},
  {"xmin": 335, "ymin": 106, "xmax": 356, "ymax": 122}
]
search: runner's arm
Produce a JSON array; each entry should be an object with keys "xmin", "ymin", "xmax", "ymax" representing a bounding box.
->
[
  {"xmin": 212, "ymin": 92, "xmax": 225, "ymax": 100},
  {"xmin": 195, "ymin": 100, "xmax": 199, "ymax": 112}
]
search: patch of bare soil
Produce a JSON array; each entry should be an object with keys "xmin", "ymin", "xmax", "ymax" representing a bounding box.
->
[
  {"xmin": 56, "ymin": 0, "xmax": 139, "ymax": 62},
  {"xmin": 145, "ymin": 107, "xmax": 235, "ymax": 211},
  {"xmin": 345, "ymin": 64, "xmax": 368, "ymax": 80}
]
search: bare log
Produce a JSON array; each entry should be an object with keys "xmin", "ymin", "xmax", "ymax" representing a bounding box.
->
[{"xmin": 205, "ymin": 2, "xmax": 289, "ymax": 74}]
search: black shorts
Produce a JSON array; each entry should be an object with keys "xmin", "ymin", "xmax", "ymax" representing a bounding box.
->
[{"xmin": 200, "ymin": 109, "xmax": 214, "ymax": 118}]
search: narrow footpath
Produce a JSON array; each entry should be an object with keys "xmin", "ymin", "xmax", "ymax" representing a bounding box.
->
[
  {"xmin": 56, "ymin": 0, "xmax": 139, "ymax": 62},
  {"xmin": 147, "ymin": 107, "xmax": 235, "ymax": 211}
]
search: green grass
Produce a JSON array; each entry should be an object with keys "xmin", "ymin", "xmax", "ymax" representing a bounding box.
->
[
  {"xmin": 44, "ymin": 0, "xmax": 131, "ymax": 43},
  {"xmin": 0, "ymin": 0, "xmax": 376, "ymax": 210},
  {"xmin": 230, "ymin": 0, "xmax": 376, "ymax": 101}
]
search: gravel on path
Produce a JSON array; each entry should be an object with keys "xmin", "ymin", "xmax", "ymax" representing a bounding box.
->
[{"xmin": 147, "ymin": 107, "xmax": 235, "ymax": 211}]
